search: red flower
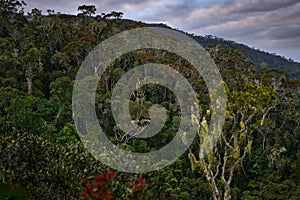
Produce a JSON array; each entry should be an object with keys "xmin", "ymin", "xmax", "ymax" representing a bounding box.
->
[
  {"xmin": 81, "ymin": 178, "xmax": 89, "ymax": 186},
  {"xmin": 125, "ymin": 182, "xmax": 133, "ymax": 188},
  {"xmin": 95, "ymin": 174, "xmax": 106, "ymax": 183},
  {"xmin": 80, "ymin": 170, "xmax": 145, "ymax": 200},
  {"xmin": 87, "ymin": 183, "xmax": 96, "ymax": 193},
  {"xmin": 107, "ymin": 170, "xmax": 116, "ymax": 178},
  {"xmin": 79, "ymin": 189, "xmax": 88, "ymax": 198},
  {"xmin": 133, "ymin": 176, "xmax": 148, "ymax": 192},
  {"xmin": 92, "ymin": 192, "xmax": 101, "ymax": 200},
  {"xmin": 94, "ymin": 171, "xmax": 116, "ymax": 183},
  {"xmin": 136, "ymin": 176, "xmax": 147, "ymax": 187},
  {"xmin": 103, "ymin": 192, "xmax": 114, "ymax": 200},
  {"xmin": 96, "ymin": 182, "xmax": 103, "ymax": 193}
]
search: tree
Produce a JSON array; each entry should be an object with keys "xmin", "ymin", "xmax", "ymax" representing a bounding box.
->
[
  {"xmin": 28, "ymin": 8, "xmax": 42, "ymax": 21},
  {"xmin": 187, "ymin": 46, "xmax": 278, "ymax": 200},
  {"xmin": 0, "ymin": 0, "xmax": 26, "ymax": 13},
  {"xmin": 46, "ymin": 9, "xmax": 55, "ymax": 15},
  {"xmin": 0, "ymin": 0, "xmax": 27, "ymax": 37},
  {"xmin": 0, "ymin": 87, "xmax": 23, "ymax": 135},
  {"xmin": 111, "ymin": 11, "xmax": 124, "ymax": 19},
  {"xmin": 189, "ymin": 82, "xmax": 277, "ymax": 200},
  {"xmin": 18, "ymin": 42, "xmax": 44, "ymax": 95},
  {"xmin": 5, "ymin": 95, "xmax": 56, "ymax": 134},
  {"xmin": 49, "ymin": 76, "xmax": 73, "ymax": 129},
  {"xmin": 77, "ymin": 5, "xmax": 96, "ymax": 17}
]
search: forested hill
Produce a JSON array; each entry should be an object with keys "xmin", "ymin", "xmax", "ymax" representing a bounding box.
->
[
  {"xmin": 1, "ymin": 1, "xmax": 300, "ymax": 199},
  {"xmin": 143, "ymin": 22, "xmax": 300, "ymax": 79}
]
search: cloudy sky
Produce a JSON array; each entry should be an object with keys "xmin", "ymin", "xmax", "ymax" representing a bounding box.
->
[{"xmin": 25, "ymin": 0, "xmax": 300, "ymax": 62}]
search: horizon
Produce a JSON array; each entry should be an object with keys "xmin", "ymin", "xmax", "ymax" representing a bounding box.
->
[{"xmin": 23, "ymin": 0, "xmax": 300, "ymax": 63}]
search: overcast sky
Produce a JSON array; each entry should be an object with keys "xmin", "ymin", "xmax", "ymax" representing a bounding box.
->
[{"xmin": 25, "ymin": 0, "xmax": 300, "ymax": 62}]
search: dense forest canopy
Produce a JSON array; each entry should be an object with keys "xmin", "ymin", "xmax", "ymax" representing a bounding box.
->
[{"xmin": 0, "ymin": 0, "xmax": 299, "ymax": 199}]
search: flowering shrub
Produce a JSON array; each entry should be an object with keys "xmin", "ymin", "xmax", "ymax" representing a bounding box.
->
[
  {"xmin": 80, "ymin": 171, "xmax": 147, "ymax": 200},
  {"xmin": 125, "ymin": 175, "xmax": 148, "ymax": 200}
]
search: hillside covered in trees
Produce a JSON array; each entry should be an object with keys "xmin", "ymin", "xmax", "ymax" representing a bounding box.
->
[
  {"xmin": 143, "ymin": 22, "xmax": 300, "ymax": 80},
  {"xmin": 0, "ymin": 1, "xmax": 299, "ymax": 199}
]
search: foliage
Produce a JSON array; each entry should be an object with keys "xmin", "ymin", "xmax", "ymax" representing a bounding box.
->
[
  {"xmin": 0, "ymin": 0, "xmax": 299, "ymax": 199},
  {"xmin": 0, "ymin": 133, "xmax": 108, "ymax": 199},
  {"xmin": 79, "ymin": 171, "xmax": 147, "ymax": 200}
]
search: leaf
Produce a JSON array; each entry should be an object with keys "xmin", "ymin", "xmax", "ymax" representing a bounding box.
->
[
  {"xmin": 188, "ymin": 152, "xmax": 199, "ymax": 171},
  {"xmin": 246, "ymin": 139, "xmax": 253, "ymax": 155}
]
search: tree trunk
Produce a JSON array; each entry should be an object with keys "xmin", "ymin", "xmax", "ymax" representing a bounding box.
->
[
  {"xmin": 224, "ymin": 183, "xmax": 231, "ymax": 200},
  {"xmin": 26, "ymin": 76, "xmax": 33, "ymax": 95},
  {"xmin": 208, "ymin": 180, "xmax": 221, "ymax": 200},
  {"xmin": 25, "ymin": 66, "xmax": 33, "ymax": 95},
  {"xmin": 204, "ymin": 166, "xmax": 221, "ymax": 200}
]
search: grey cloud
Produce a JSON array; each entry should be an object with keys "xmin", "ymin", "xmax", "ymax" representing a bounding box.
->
[
  {"xmin": 232, "ymin": 0, "xmax": 300, "ymax": 13},
  {"xmin": 175, "ymin": 1, "xmax": 300, "ymax": 39},
  {"xmin": 25, "ymin": 0, "xmax": 97, "ymax": 14},
  {"xmin": 265, "ymin": 24, "xmax": 300, "ymax": 40},
  {"xmin": 104, "ymin": 0, "xmax": 153, "ymax": 5},
  {"xmin": 171, "ymin": 1, "xmax": 300, "ymax": 61}
]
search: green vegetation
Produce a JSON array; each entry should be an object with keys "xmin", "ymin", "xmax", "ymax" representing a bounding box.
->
[
  {"xmin": 0, "ymin": 0, "xmax": 299, "ymax": 199},
  {"xmin": 145, "ymin": 23, "xmax": 300, "ymax": 80}
]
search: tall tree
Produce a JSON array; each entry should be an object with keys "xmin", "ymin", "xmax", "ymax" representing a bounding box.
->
[
  {"xmin": 188, "ymin": 46, "xmax": 278, "ymax": 200},
  {"xmin": 77, "ymin": 5, "xmax": 96, "ymax": 17},
  {"xmin": 18, "ymin": 42, "xmax": 44, "ymax": 95},
  {"xmin": 189, "ymin": 82, "xmax": 277, "ymax": 200}
]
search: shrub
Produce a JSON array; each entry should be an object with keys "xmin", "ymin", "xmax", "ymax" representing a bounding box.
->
[
  {"xmin": 0, "ymin": 133, "xmax": 108, "ymax": 199},
  {"xmin": 79, "ymin": 171, "xmax": 147, "ymax": 200}
]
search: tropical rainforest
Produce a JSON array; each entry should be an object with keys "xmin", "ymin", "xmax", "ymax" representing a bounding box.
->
[{"xmin": 0, "ymin": 0, "xmax": 299, "ymax": 199}]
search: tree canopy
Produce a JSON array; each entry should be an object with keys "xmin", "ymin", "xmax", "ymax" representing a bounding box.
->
[{"xmin": 0, "ymin": 1, "xmax": 299, "ymax": 199}]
